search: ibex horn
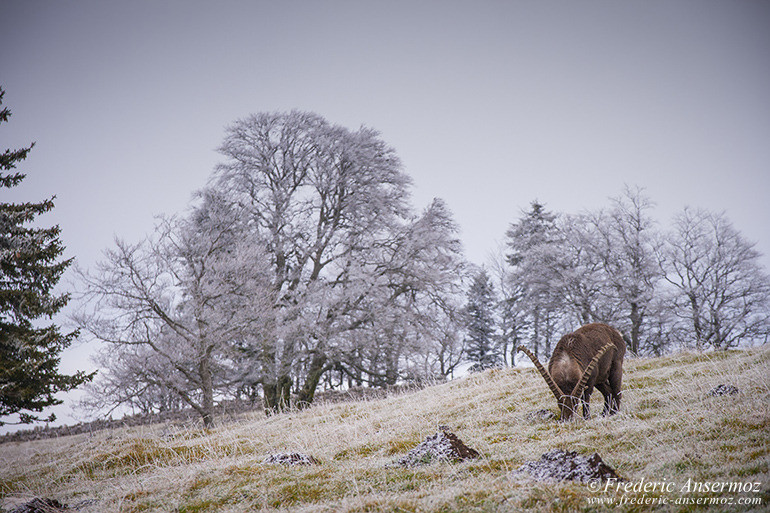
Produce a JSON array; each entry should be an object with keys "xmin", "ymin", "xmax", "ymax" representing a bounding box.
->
[
  {"xmin": 517, "ymin": 346, "xmax": 564, "ymax": 401},
  {"xmin": 570, "ymin": 343, "xmax": 615, "ymax": 400}
]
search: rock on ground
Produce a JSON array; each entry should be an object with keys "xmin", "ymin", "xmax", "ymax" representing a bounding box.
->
[
  {"xmin": 5, "ymin": 498, "xmax": 98, "ymax": 513},
  {"xmin": 392, "ymin": 426, "xmax": 480, "ymax": 467},
  {"xmin": 515, "ymin": 449, "xmax": 622, "ymax": 483},
  {"xmin": 7, "ymin": 498, "xmax": 68, "ymax": 513},
  {"xmin": 708, "ymin": 384, "xmax": 739, "ymax": 397},
  {"xmin": 262, "ymin": 452, "xmax": 319, "ymax": 465},
  {"xmin": 526, "ymin": 409, "xmax": 556, "ymax": 422}
]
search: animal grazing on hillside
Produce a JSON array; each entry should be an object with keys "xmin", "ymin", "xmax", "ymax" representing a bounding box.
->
[{"xmin": 517, "ymin": 323, "xmax": 626, "ymax": 421}]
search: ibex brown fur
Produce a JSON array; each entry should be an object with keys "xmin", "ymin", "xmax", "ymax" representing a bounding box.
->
[{"xmin": 518, "ymin": 323, "xmax": 625, "ymax": 421}]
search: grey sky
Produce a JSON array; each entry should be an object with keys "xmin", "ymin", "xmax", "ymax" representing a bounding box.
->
[{"xmin": 1, "ymin": 0, "xmax": 769, "ymax": 427}]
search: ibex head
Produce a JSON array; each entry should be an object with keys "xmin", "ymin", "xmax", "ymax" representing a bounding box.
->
[{"xmin": 518, "ymin": 343, "xmax": 615, "ymax": 421}]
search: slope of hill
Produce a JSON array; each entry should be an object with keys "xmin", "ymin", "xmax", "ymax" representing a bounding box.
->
[{"xmin": 1, "ymin": 348, "xmax": 768, "ymax": 512}]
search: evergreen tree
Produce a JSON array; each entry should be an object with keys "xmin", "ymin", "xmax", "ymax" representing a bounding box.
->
[
  {"xmin": 464, "ymin": 268, "xmax": 500, "ymax": 371},
  {"xmin": 505, "ymin": 201, "xmax": 564, "ymax": 358},
  {"xmin": 0, "ymin": 87, "xmax": 93, "ymax": 425}
]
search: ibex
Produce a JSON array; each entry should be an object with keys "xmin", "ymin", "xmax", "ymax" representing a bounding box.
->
[{"xmin": 517, "ymin": 323, "xmax": 625, "ymax": 421}]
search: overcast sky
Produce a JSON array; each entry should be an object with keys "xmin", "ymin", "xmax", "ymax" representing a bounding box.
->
[{"xmin": 2, "ymin": 0, "xmax": 769, "ymax": 428}]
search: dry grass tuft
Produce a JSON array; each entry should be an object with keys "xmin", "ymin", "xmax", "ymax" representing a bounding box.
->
[{"xmin": 2, "ymin": 347, "xmax": 768, "ymax": 512}]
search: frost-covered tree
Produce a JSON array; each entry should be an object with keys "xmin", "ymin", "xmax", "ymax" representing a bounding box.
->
[
  {"xmin": 463, "ymin": 268, "xmax": 500, "ymax": 371},
  {"xmin": 489, "ymin": 248, "xmax": 527, "ymax": 366},
  {"xmin": 76, "ymin": 191, "xmax": 272, "ymax": 426},
  {"xmin": 664, "ymin": 208, "xmax": 770, "ymax": 350},
  {"xmin": 0, "ymin": 87, "xmax": 94, "ymax": 426},
  {"xmin": 336, "ymin": 198, "xmax": 466, "ymax": 385},
  {"xmin": 426, "ymin": 305, "xmax": 466, "ymax": 378},
  {"xmin": 494, "ymin": 186, "xmax": 767, "ymax": 355},
  {"xmin": 552, "ymin": 214, "xmax": 620, "ymax": 326},
  {"xmin": 77, "ymin": 112, "xmax": 465, "ymax": 418},
  {"xmin": 212, "ymin": 111, "xmax": 465, "ymax": 410},
  {"xmin": 498, "ymin": 189, "xmax": 665, "ymax": 356},
  {"xmin": 505, "ymin": 202, "xmax": 564, "ymax": 358},
  {"xmin": 586, "ymin": 186, "xmax": 663, "ymax": 354}
]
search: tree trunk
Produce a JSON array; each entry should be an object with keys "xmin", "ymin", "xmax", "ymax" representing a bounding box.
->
[
  {"xmin": 629, "ymin": 302, "xmax": 641, "ymax": 354},
  {"xmin": 581, "ymin": 302, "xmax": 592, "ymax": 324},
  {"xmin": 688, "ymin": 293, "xmax": 703, "ymax": 350},
  {"xmin": 263, "ymin": 382, "xmax": 277, "ymax": 415},
  {"xmin": 385, "ymin": 356, "xmax": 399, "ymax": 386},
  {"xmin": 279, "ymin": 375, "xmax": 291, "ymax": 409},
  {"xmin": 296, "ymin": 353, "xmax": 328, "ymax": 408},
  {"xmin": 263, "ymin": 375, "xmax": 292, "ymax": 415},
  {"xmin": 500, "ymin": 337, "xmax": 509, "ymax": 368},
  {"xmin": 199, "ymin": 351, "xmax": 215, "ymax": 428}
]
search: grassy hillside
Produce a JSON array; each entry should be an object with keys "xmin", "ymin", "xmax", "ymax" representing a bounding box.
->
[{"xmin": 2, "ymin": 348, "xmax": 769, "ymax": 512}]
